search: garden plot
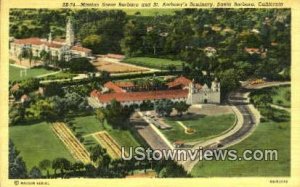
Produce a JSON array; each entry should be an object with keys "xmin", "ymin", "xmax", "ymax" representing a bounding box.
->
[
  {"xmin": 52, "ymin": 122, "xmax": 91, "ymax": 164},
  {"xmin": 92, "ymin": 57, "xmax": 149, "ymax": 73},
  {"xmin": 92, "ymin": 131, "xmax": 123, "ymax": 159}
]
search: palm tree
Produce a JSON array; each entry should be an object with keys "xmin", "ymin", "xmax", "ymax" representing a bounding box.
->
[{"xmin": 39, "ymin": 159, "xmax": 51, "ymax": 178}]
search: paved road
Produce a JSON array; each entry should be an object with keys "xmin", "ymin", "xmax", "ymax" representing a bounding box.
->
[
  {"xmin": 179, "ymin": 88, "xmax": 257, "ymax": 172},
  {"xmin": 180, "ymin": 82, "xmax": 290, "ymax": 172},
  {"xmin": 219, "ymin": 90, "xmax": 256, "ymax": 146},
  {"xmin": 131, "ymin": 113, "xmax": 170, "ymax": 150}
]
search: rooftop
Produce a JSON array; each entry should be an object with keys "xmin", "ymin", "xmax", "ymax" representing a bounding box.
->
[
  {"xmin": 167, "ymin": 76, "xmax": 192, "ymax": 88},
  {"xmin": 91, "ymin": 89, "xmax": 188, "ymax": 103},
  {"xmin": 14, "ymin": 38, "xmax": 63, "ymax": 49},
  {"xmin": 104, "ymin": 81, "xmax": 126, "ymax": 93}
]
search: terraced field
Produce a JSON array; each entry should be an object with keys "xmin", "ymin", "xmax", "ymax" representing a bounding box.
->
[
  {"xmin": 93, "ymin": 131, "xmax": 123, "ymax": 159},
  {"xmin": 52, "ymin": 122, "xmax": 91, "ymax": 164}
]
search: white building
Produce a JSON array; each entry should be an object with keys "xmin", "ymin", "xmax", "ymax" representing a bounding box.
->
[
  {"xmin": 9, "ymin": 18, "xmax": 92, "ymax": 61},
  {"xmin": 186, "ymin": 78, "xmax": 221, "ymax": 104}
]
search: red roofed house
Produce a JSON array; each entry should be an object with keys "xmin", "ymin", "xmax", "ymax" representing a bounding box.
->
[
  {"xmin": 89, "ymin": 76, "xmax": 221, "ymax": 108},
  {"xmin": 10, "ymin": 18, "xmax": 92, "ymax": 62}
]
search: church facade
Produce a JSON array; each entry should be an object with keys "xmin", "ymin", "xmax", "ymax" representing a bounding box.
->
[{"xmin": 9, "ymin": 18, "xmax": 92, "ymax": 61}]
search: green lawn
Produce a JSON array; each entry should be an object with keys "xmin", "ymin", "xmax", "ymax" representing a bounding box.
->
[
  {"xmin": 9, "ymin": 65, "xmax": 56, "ymax": 82},
  {"xmin": 123, "ymin": 57, "xmax": 186, "ymax": 70},
  {"xmin": 191, "ymin": 121, "xmax": 290, "ymax": 177},
  {"xmin": 270, "ymin": 86, "xmax": 291, "ymax": 107},
  {"xmin": 251, "ymin": 85, "xmax": 291, "ymax": 108},
  {"xmin": 70, "ymin": 114, "xmax": 141, "ymax": 152},
  {"xmin": 191, "ymin": 87, "xmax": 291, "ymax": 177},
  {"xmin": 72, "ymin": 115, "xmax": 103, "ymax": 136},
  {"xmin": 108, "ymin": 128, "xmax": 141, "ymax": 152},
  {"xmin": 161, "ymin": 114, "xmax": 235, "ymax": 143},
  {"xmin": 10, "ymin": 122, "xmax": 75, "ymax": 172}
]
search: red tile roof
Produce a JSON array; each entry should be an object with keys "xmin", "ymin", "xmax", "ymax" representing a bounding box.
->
[
  {"xmin": 47, "ymin": 42, "xmax": 63, "ymax": 49},
  {"xmin": 104, "ymin": 81, "xmax": 126, "ymax": 93},
  {"xmin": 167, "ymin": 76, "xmax": 192, "ymax": 88},
  {"xmin": 71, "ymin": 45, "xmax": 92, "ymax": 53},
  {"xmin": 13, "ymin": 38, "xmax": 63, "ymax": 49},
  {"xmin": 13, "ymin": 38, "xmax": 92, "ymax": 52},
  {"xmin": 91, "ymin": 89, "xmax": 188, "ymax": 103},
  {"xmin": 14, "ymin": 38, "xmax": 43, "ymax": 45}
]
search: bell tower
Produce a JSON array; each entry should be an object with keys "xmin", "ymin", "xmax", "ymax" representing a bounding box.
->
[{"xmin": 65, "ymin": 18, "xmax": 75, "ymax": 46}]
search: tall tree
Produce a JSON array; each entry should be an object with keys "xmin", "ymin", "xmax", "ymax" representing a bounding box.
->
[
  {"xmin": 103, "ymin": 100, "xmax": 134, "ymax": 129},
  {"xmin": 9, "ymin": 140, "xmax": 27, "ymax": 179},
  {"xmin": 52, "ymin": 158, "xmax": 71, "ymax": 178},
  {"xmin": 174, "ymin": 102, "xmax": 190, "ymax": 116},
  {"xmin": 29, "ymin": 166, "xmax": 42, "ymax": 178},
  {"xmin": 39, "ymin": 159, "xmax": 51, "ymax": 178}
]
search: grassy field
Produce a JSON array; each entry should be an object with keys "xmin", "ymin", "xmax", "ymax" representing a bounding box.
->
[
  {"xmin": 9, "ymin": 65, "xmax": 56, "ymax": 81},
  {"xmin": 10, "ymin": 122, "xmax": 75, "ymax": 172},
  {"xmin": 123, "ymin": 57, "xmax": 185, "ymax": 70},
  {"xmin": 161, "ymin": 114, "xmax": 235, "ymax": 143},
  {"xmin": 270, "ymin": 86, "xmax": 291, "ymax": 107},
  {"xmin": 70, "ymin": 114, "xmax": 141, "ymax": 152},
  {"xmin": 191, "ymin": 86, "xmax": 291, "ymax": 177},
  {"xmin": 251, "ymin": 85, "xmax": 291, "ymax": 108},
  {"xmin": 191, "ymin": 121, "xmax": 290, "ymax": 177},
  {"xmin": 72, "ymin": 115, "xmax": 103, "ymax": 136}
]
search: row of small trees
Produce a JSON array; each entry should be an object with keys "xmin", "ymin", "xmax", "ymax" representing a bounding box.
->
[{"xmin": 10, "ymin": 138, "xmax": 190, "ymax": 179}]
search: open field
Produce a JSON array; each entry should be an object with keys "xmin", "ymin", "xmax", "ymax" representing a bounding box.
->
[
  {"xmin": 270, "ymin": 86, "xmax": 291, "ymax": 107},
  {"xmin": 161, "ymin": 114, "xmax": 235, "ymax": 143},
  {"xmin": 191, "ymin": 87, "xmax": 291, "ymax": 177},
  {"xmin": 108, "ymin": 128, "xmax": 141, "ymax": 153},
  {"xmin": 72, "ymin": 115, "xmax": 103, "ymax": 136},
  {"xmin": 9, "ymin": 122, "xmax": 75, "ymax": 171},
  {"xmin": 92, "ymin": 57, "xmax": 149, "ymax": 73},
  {"xmin": 123, "ymin": 57, "xmax": 185, "ymax": 70},
  {"xmin": 70, "ymin": 114, "xmax": 140, "ymax": 153},
  {"xmin": 251, "ymin": 85, "xmax": 291, "ymax": 108},
  {"xmin": 9, "ymin": 65, "xmax": 56, "ymax": 81},
  {"xmin": 191, "ymin": 120, "xmax": 290, "ymax": 176},
  {"xmin": 52, "ymin": 122, "xmax": 91, "ymax": 164}
]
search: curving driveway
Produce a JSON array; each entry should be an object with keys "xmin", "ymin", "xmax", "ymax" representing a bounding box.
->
[{"xmin": 180, "ymin": 81, "xmax": 290, "ymax": 172}]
